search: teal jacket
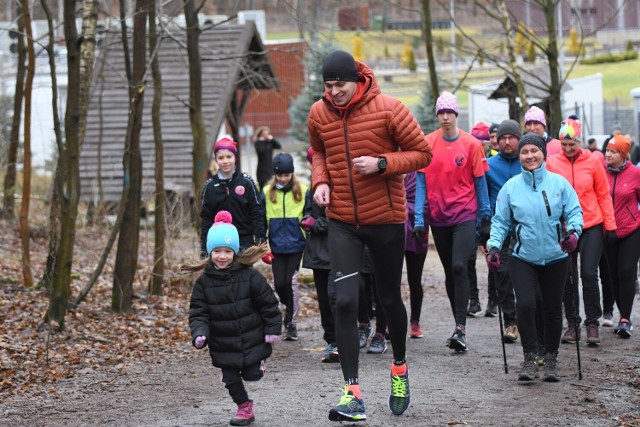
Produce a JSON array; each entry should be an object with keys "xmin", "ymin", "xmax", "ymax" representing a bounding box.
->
[{"xmin": 487, "ymin": 162, "xmax": 583, "ymax": 266}]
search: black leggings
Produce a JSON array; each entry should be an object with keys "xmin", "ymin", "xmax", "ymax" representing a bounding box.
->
[
  {"xmin": 271, "ymin": 252, "xmax": 303, "ymax": 326},
  {"xmin": 221, "ymin": 362, "xmax": 264, "ymax": 404},
  {"xmin": 329, "ymin": 220, "xmax": 407, "ymax": 383},
  {"xmin": 510, "ymin": 257, "xmax": 569, "ymax": 355},
  {"xmin": 430, "ymin": 220, "xmax": 476, "ymax": 326},
  {"xmin": 405, "ymin": 251, "xmax": 427, "ymax": 322},
  {"xmin": 605, "ymin": 227, "xmax": 640, "ymax": 319},
  {"xmin": 313, "ymin": 269, "xmax": 336, "ymax": 345},
  {"xmin": 563, "ymin": 224, "xmax": 603, "ymax": 327}
]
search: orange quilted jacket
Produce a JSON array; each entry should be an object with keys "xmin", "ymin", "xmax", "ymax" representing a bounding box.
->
[{"xmin": 307, "ymin": 62, "xmax": 433, "ymax": 225}]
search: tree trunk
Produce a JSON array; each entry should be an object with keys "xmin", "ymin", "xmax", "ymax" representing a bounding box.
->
[
  {"xmin": 498, "ymin": 0, "xmax": 529, "ymax": 117},
  {"xmin": 44, "ymin": 0, "xmax": 99, "ymax": 329},
  {"xmin": 113, "ymin": 0, "xmax": 150, "ymax": 313},
  {"xmin": 149, "ymin": 0, "xmax": 165, "ymax": 296},
  {"xmin": 542, "ymin": 0, "xmax": 562, "ymax": 135},
  {"xmin": 422, "ymin": 0, "xmax": 440, "ymax": 102},
  {"xmin": 2, "ymin": 6, "xmax": 25, "ymax": 220},
  {"xmin": 39, "ymin": 0, "xmax": 65, "ymax": 291},
  {"xmin": 184, "ymin": 0, "xmax": 208, "ymax": 233},
  {"xmin": 19, "ymin": 0, "xmax": 37, "ymax": 288}
]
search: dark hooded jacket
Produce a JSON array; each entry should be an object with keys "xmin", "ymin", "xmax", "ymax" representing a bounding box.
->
[{"xmin": 189, "ymin": 263, "xmax": 281, "ymax": 369}]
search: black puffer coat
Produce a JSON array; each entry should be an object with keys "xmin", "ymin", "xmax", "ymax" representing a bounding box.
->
[
  {"xmin": 301, "ymin": 189, "xmax": 330, "ymax": 270},
  {"xmin": 200, "ymin": 170, "xmax": 266, "ymax": 253},
  {"xmin": 189, "ymin": 263, "xmax": 281, "ymax": 369}
]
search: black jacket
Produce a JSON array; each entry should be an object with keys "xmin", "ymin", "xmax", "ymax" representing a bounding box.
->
[
  {"xmin": 189, "ymin": 263, "xmax": 282, "ymax": 369},
  {"xmin": 254, "ymin": 138, "xmax": 282, "ymax": 188},
  {"xmin": 301, "ymin": 189, "xmax": 330, "ymax": 270},
  {"xmin": 200, "ymin": 170, "xmax": 266, "ymax": 253}
]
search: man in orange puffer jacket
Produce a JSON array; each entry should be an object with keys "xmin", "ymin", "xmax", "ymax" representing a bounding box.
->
[{"xmin": 307, "ymin": 50, "xmax": 432, "ymax": 422}]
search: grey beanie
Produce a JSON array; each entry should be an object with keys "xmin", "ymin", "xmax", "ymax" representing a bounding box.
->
[
  {"xmin": 496, "ymin": 119, "xmax": 522, "ymax": 141},
  {"xmin": 518, "ymin": 133, "xmax": 547, "ymax": 158}
]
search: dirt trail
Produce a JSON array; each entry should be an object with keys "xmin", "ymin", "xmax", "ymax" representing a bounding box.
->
[{"xmin": 2, "ymin": 250, "xmax": 639, "ymax": 426}]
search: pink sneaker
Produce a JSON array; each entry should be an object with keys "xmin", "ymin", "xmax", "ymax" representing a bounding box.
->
[
  {"xmin": 230, "ymin": 400, "xmax": 255, "ymax": 426},
  {"xmin": 410, "ymin": 321, "xmax": 423, "ymax": 338}
]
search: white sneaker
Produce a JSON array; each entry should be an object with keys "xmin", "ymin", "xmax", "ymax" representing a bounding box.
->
[{"xmin": 601, "ymin": 312, "xmax": 614, "ymax": 327}]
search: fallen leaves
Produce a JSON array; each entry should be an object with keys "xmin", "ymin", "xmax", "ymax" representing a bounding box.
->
[{"xmin": 0, "ymin": 217, "xmax": 322, "ymax": 401}]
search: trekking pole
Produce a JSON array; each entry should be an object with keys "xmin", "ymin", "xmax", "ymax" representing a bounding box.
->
[
  {"xmin": 572, "ymin": 263, "xmax": 583, "ymax": 380},
  {"xmin": 564, "ymin": 234, "xmax": 583, "ymax": 380},
  {"xmin": 491, "ymin": 266, "xmax": 508, "ymax": 374}
]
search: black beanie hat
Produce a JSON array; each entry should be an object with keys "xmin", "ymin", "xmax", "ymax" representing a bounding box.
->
[
  {"xmin": 322, "ymin": 50, "xmax": 359, "ymax": 82},
  {"xmin": 273, "ymin": 152, "xmax": 294, "ymax": 174},
  {"xmin": 489, "ymin": 123, "xmax": 499, "ymax": 134},
  {"xmin": 518, "ymin": 133, "xmax": 547, "ymax": 158},
  {"xmin": 496, "ymin": 119, "xmax": 522, "ymax": 142}
]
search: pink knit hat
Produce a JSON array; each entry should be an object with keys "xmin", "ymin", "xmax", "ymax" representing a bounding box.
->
[
  {"xmin": 214, "ymin": 137, "xmax": 238, "ymax": 156},
  {"xmin": 524, "ymin": 106, "xmax": 547, "ymax": 127},
  {"xmin": 435, "ymin": 91, "xmax": 459, "ymax": 116},
  {"xmin": 471, "ymin": 122, "xmax": 490, "ymax": 141}
]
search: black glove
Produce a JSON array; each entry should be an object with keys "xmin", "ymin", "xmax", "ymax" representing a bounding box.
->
[
  {"xmin": 199, "ymin": 250, "xmax": 208, "ymax": 260},
  {"xmin": 604, "ymin": 230, "xmax": 617, "ymax": 245},
  {"xmin": 411, "ymin": 226, "xmax": 426, "ymax": 241},
  {"xmin": 478, "ymin": 216, "xmax": 491, "ymax": 246}
]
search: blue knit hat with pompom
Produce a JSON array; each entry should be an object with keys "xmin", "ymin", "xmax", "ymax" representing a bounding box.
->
[{"xmin": 206, "ymin": 210, "xmax": 239, "ymax": 254}]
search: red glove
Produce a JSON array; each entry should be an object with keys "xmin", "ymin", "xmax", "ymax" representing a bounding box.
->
[
  {"xmin": 560, "ymin": 232, "xmax": 578, "ymax": 253},
  {"xmin": 300, "ymin": 217, "xmax": 316, "ymax": 232},
  {"xmin": 261, "ymin": 252, "xmax": 274, "ymax": 265},
  {"xmin": 485, "ymin": 249, "xmax": 500, "ymax": 272}
]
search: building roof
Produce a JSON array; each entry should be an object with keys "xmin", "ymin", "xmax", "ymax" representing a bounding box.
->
[
  {"xmin": 489, "ymin": 67, "xmax": 572, "ymax": 101},
  {"xmin": 79, "ymin": 22, "xmax": 278, "ymax": 202}
]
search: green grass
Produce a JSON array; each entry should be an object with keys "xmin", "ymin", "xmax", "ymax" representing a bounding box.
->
[
  {"xmin": 266, "ymin": 29, "xmax": 637, "ymax": 107},
  {"xmin": 566, "ymin": 56, "xmax": 640, "ymax": 103}
]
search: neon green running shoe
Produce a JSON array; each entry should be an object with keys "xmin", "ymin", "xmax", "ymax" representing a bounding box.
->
[
  {"xmin": 388, "ymin": 364, "xmax": 410, "ymax": 415},
  {"xmin": 328, "ymin": 385, "xmax": 366, "ymax": 422}
]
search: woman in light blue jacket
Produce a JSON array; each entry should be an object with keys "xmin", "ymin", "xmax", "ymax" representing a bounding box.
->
[{"xmin": 485, "ymin": 134, "xmax": 583, "ymax": 383}]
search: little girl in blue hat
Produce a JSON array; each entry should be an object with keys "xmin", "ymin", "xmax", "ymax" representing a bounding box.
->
[{"xmin": 183, "ymin": 210, "xmax": 281, "ymax": 426}]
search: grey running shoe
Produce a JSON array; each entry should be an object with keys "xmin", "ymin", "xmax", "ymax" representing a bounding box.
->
[
  {"xmin": 367, "ymin": 333, "xmax": 388, "ymax": 354},
  {"xmin": 467, "ymin": 301, "xmax": 483, "ymax": 317},
  {"xmin": 446, "ymin": 325, "xmax": 467, "ymax": 352},
  {"xmin": 321, "ymin": 344, "xmax": 340, "ymax": 363},
  {"xmin": 542, "ymin": 353, "xmax": 560, "ymax": 382},
  {"xmin": 358, "ymin": 323, "xmax": 372, "ymax": 349},
  {"xmin": 518, "ymin": 353, "xmax": 539, "ymax": 381}
]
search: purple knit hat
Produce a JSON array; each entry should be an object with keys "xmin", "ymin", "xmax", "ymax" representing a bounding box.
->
[
  {"xmin": 524, "ymin": 106, "xmax": 547, "ymax": 127},
  {"xmin": 435, "ymin": 91, "xmax": 459, "ymax": 116}
]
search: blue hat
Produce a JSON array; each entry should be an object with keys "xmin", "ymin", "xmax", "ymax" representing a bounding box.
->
[
  {"xmin": 273, "ymin": 152, "xmax": 294, "ymax": 174},
  {"xmin": 206, "ymin": 211, "xmax": 240, "ymax": 254}
]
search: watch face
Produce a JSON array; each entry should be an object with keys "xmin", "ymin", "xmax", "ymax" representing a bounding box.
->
[{"xmin": 379, "ymin": 158, "xmax": 387, "ymax": 168}]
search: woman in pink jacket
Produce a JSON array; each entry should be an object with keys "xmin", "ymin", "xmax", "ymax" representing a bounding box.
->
[
  {"xmin": 603, "ymin": 135, "xmax": 640, "ymax": 338},
  {"xmin": 546, "ymin": 116, "xmax": 617, "ymax": 347}
]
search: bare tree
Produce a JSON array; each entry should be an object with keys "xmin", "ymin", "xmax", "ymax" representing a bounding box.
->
[
  {"xmin": 39, "ymin": 0, "xmax": 65, "ymax": 291},
  {"xmin": 422, "ymin": 0, "xmax": 440, "ymax": 102},
  {"xmin": 183, "ymin": 0, "xmax": 208, "ymax": 232},
  {"xmin": 19, "ymin": 0, "xmax": 38, "ymax": 288},
  {"xmin": 149, "ymin": 0, "xmax": 165, "ymax": 296},
  {"xmin": 2, "ymin": 7, "xmax": 25, "ymax": 220},
  {"xmin": 44, "ymin": 0, "xmax": 99, "ymax": 329},
  {"xmin": 112, "ymin": 0, "xmax": 152, "ymax": 313}
]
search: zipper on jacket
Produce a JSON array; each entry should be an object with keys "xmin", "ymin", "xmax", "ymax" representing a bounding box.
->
[
  {"xmin": 343, "ymin": 116, "xmax": 360, "ymax": 225},
  {"xmin": 611, "ymin": 175, "xmax": 618, "ymax": 205},
  {"xmin": 514, "ymin": 224, "xmax": 522, "ymax": 254},
  {"xmin": 385, "ymin": 179, "xmax": 392, "ymax": 208},
  {"xmin": 556, "ymin": 224, "xmax": 562, "ymax": 243},
  {"xmin": 626, "ymin": 206, "xmax": 637, "ymax": 221},
  {"xmin": 541, "ymin": 191, "xmax": 552, "ymax": 216}
]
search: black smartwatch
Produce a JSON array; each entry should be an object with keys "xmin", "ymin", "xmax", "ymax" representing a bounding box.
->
[{"xmin": 377, "ymin": 157, "xmax": 387, "ymax": 174}]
